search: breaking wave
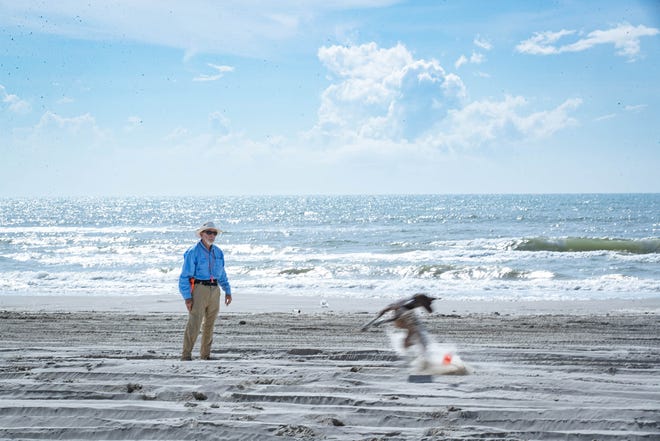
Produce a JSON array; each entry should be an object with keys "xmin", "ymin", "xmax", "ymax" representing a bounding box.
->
[
  {"xmin": 512, "ymin": 237, "xmax": 660, "ymax": 254},
  {"xmin": 415, "ymin": 264, "xmax": 552, "ymax": 281}
]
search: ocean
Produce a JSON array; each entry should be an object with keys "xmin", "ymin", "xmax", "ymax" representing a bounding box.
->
[{"xmin": 0, "ymin": 194, "xmax": 658, "ymax": 302}]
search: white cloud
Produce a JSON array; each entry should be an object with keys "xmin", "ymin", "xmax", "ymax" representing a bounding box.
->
[
  {"xmin": 456, "ymin": 53, "xmax": 483, "ymax": 69},
  {"xmin": 309, "ymin": 42, "xmax": 580, "ymax": 155},
  {"xmin": 516, "ymin": 98, "xmax": 582, "ymax": 138},
  {"xmin": 516, "ymin": 29, "xmax": 574, "ymax": 55},
  {"xmin": 0, "ymin": 1, "xmax": 399, "ymax": 58},
  {"xmin": 314, "ymin": 42, "xmax": 466, "ymax": 143},
  {"xmin": 424, "ymin": 96, "xmax": 582, "ymax": 151},
  {"xmin": 474, "ymin": 36, "xmax": 492, "ymax": 51},
  {"xmin": 624, "ymin": 104, "xmax": 647, "ymax": 112},
  {"xmin": 35, "ymin": 111, "xmax": 97, "ymax": 132},
  {"xmin": 455, "ymin": 35, "xmax": 489, "ymax": 69},
  {"xmin": 25, "ymin": 111, "xmax": 107, "ymax": 150},
  {"xmin": 516, "ymin": 23, "xmax": 659, "ymax": 60},
  {"xmin": 454, "ymin": 55, "xmax": 468, "ymax": 69},
  {"xmin": 1, "ymin": 84, "xmax": 31, "ymax": 114},
  {"xmin": 594, "ymin": 113, "xmax": 616, "ymax": 122},
  {"xmin": 469, "ymin": 52, "xmax": 485, "ymax": 64},
  {"xmin": 193, "ymin": 63, "xmax": 235, "ymax": 82}
]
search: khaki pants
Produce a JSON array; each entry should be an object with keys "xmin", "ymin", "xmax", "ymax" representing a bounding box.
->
[{"xmin": 182, "ymin": 284, "xmax": 220, "ymax": 359}]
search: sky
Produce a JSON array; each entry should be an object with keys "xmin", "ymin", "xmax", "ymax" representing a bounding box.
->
[{"xmin": 1, "ymin": 0, "xmax": 659, "ymax": 197}]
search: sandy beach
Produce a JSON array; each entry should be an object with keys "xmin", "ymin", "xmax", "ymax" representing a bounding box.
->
[{"xmin": 1, "ymin": 295, "xmax": 659, "ymax": 440}]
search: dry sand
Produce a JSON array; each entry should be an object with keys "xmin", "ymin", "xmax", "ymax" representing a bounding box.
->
[{"xmin": 1, "ymin": 295, "xmax": 659, "ymax": 440}]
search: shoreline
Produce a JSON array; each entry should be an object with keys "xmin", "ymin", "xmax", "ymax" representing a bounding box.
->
[{"xmin": 1, "ymin": 293, "xmax": 659, "ymax": 316}]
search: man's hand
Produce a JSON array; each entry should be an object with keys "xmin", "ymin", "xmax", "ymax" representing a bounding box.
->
[
  {"xmin": 185, "ymin": 298, "xmax": 193, "ymax": 312},
  {"xmin": 225, "ymin": 295, "xmax": 232, "ymax": 306}
]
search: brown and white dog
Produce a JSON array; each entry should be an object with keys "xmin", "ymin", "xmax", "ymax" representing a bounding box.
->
[{"xmin": 361, "ymin": 294, "xmax": 437, "ymax": 352}]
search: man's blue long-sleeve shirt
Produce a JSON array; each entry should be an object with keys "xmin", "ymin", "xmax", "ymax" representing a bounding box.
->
[{"xmin": 178, "ymin": 241, "xmax": 231, "ymax": 300}]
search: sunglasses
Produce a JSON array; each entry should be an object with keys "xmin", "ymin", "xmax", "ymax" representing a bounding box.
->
[{"xmin": 203, "ymin": 230, "xmax": 218, "ymax": 236}]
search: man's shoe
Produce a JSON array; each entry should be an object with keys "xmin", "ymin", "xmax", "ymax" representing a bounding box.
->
[
  {"xmin": 201, "ymin": 355, "xmax": 213, "ymax": 360},
  {"xmin": 181, "ymin": 355, "xmax": 192, "ymax": 361}
]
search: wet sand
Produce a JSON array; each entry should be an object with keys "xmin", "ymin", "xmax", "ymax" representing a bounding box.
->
[{"xmin": 0, "ymin": 297, "xmax": 659, "ymax": 440}]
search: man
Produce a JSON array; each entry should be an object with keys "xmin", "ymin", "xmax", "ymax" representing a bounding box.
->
[
  {"xmin": 178, "ymin": 221, "xmax": 232, "ymax": 361},
  {"xmin": 361, "ymin": 294, "xmax": 436, "ymax": 352}
]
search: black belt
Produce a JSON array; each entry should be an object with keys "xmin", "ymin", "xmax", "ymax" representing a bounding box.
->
[{"xmin": 195, "ymin": 279, "xmax": 218, "ymax": 286}]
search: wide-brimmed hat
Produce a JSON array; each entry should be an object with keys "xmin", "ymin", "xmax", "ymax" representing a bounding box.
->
[{"xmin": 196, "ymin": 221, "xmax": 222, "ymax": 237}]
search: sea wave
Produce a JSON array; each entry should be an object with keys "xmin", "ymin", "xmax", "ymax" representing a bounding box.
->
[
  {"xmin": 1, "ymin": 195, "xmax": 659, "ymax": 300},
  {"xmin": 415, "ymin": 264, "xmax": 554, "ymax": 281},
  {"xmin": 511, "ymin": 237, "xmax": 660, "ymax": 254},
  {"xmin": 279, "ymin": 268, "xmax": 315, "ymax": 275}
]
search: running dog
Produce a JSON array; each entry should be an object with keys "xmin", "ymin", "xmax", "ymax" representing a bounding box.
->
[{"xmin": 361, "ymin": 294, "xmax": 437, "ymax": 352}]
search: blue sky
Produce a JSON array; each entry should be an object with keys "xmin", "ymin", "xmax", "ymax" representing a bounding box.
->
[{"xmin": 1, "ymin": 0, "xmax": 658, "ymax": 196}]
